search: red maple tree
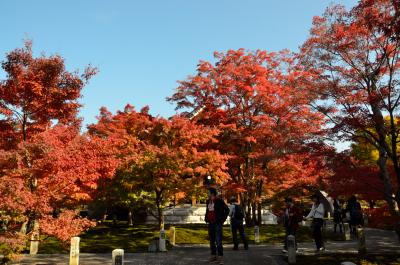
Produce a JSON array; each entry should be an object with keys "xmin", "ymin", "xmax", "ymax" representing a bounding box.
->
[
  {"xmin": 168, "ymin": 49, "xmax": 326, "ymax": 224},
  {"xmin": 0, "ymin": 42, "xmax": 117, "ymax": 257},
  {"xmin": 89, "ymin": 105, "xmax": 228, "ymax": 228},
  {"xmin": 300, "ymin": 0, "xmax": 400, "ymax": 214}
]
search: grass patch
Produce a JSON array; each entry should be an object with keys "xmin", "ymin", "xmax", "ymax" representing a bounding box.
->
[
  {"xmin": 172, "ymin": 224, "xmax": 314, "ymax": 244},
  {"xmin": 295, "ymin": 254, "xmax": 400, "ymax": 265},
  {"xmin": 36, "ymin": 223, "xmax": 339, "ymax": 254}
]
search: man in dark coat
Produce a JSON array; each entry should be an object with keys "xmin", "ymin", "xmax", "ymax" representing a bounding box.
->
[
  {"xmin": 205, "ymin": 188, "xmax": 229, "ymax": 265},
  {"xmin": 282, "ymin": 197, "xmax": 302, "ymax": 252}
]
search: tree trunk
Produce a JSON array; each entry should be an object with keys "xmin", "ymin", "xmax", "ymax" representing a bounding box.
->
[
  {"xmin": 256, "ymin": 180, "xmax": 263, "ymax": 225},
  {"xmin": 388, "ymin": 113, "xmax": 400, "ymax": 212},
  {"xmin": 102, "ymin": 209, "xmax": 108, "ymax": 222},
  {"xmin": 128, "ymin": 209, "xmax": 133, "ymax": 226},
  {"xmin": 155, "ymin": 189, "xmax": 164, "ymax": 230},
  {"xmin": 369, "ymin": 200, "xmax": 375, "ymax": 209},
  {"xmin": 245, "ymin": 200, "xmax": 252, "ymax": 226},
  {"xmin": 371, "ymin": 102, "xmax": 399, "ymax": 215},
  {"xmin": 257, "ymin": 202, "xmax": 262, "ymax": 226},
  {"xmin": 377, "ymin": 146, "xmax": 397, "ymax": 215},
  {"xmin": 251, "ymin": 202, "xmax": 256, "ymax": 225}
]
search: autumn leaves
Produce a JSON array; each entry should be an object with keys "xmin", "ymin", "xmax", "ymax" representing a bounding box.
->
[{"xmin": 1, "ymin": 0, "xmax": 400, "ymax": 258}]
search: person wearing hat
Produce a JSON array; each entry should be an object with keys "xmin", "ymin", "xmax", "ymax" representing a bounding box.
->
[
  {"xmin": 229, "ymin": 196, "xmax": 248, "ymax": 250},
  {"xmin": 305, "ymin": 194, "xmax": 326, "ymax": 251},
  {"xmin": 282, "ymin": 197, "xmax": 302, "ymax": 253},
  {"xmin": 205, "ymin": 188, "xmax": 230, "ymax": 264}
]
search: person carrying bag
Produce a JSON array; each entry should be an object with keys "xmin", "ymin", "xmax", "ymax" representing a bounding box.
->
[{"xmin": 305, "ymin": 194, "xmax": 325, "ymax": 252}]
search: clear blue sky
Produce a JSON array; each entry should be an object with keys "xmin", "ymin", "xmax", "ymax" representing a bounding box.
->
[{"xmin": 1, "ymin": 0, "xmax": 358, "ymax": 127}]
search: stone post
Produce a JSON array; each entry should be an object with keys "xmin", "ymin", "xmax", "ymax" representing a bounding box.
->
[
  {"xmin": 344, "ymin": 223, "xmax": 351, "ymax": 241},
  {"xmin": 357, "ymin": 227, "xmax": 366, "ymax": 255},
  {"xmin": 169, "ymin": 226, "xmax": 176, "ymax": 246},
  {"xmin": 254, "ymin": 226, "xmax": 260, "ymax": 244},
  {"xmin": 159, "ymin": 229, "xmax": 167, "ymax": 252},
  {"xmin": 287, "ymin": 235, "xmax": 296, "ymax": 264},
  {"xmin": 112, "ymin": 249, "xmax": 124, "ymax": 265},
  {"xmin": 29, "ymin": 231, "xmax": 40, "ymax": 255},
  {"xmin": 69, "ymin": 237, "xmax": 80, "ymax": 265}
]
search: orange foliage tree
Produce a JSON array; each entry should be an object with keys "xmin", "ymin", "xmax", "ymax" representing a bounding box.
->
[
  {"xmin": 168, "ymin": 49, "xmax": 326, "ymax": 224},
  {"xmin": 89, "ymin": 105, "xmax": 228, "ymax": 228},
  {"xmin": 0, "ymin": 42, "xmax": 118, "ymax": 256},
  {"xmin": 300, "ymin": 0, "xmax": 400, "ymax": 215}
]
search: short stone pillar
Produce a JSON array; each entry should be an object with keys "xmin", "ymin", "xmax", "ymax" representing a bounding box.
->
[
  {"xmin": 357, "ymin": 227, "xmax": 366, "ymax": 255},
  {"xmin": 159, "ymin": 229, "xmax": 167, "ymax": 252},
  {"xmin": 169, "ymin": 226, "xmax": 176, "ymax": 246},
  {"xmin": 69, "ymin": 237, "xmax": 80, "ymax": 265},
  {"xmin": 112, "ymin": 249, "xmax": 124, "ymax": 265},
  {"xmin": 341, "ymin": 262, "xmax": 356, "ymax": 265},
  {"xmin": 254, "ymin": 226, "xmax": 260, "ymax": 244},
  {"xmin": 287, "ymin": 235, "xmax": 296, "ymax": 264},
  {"xmin": 29, "ymin": 231, "xmax": 40, "ymax": 255},
  {"xmin": 344, "ymin": 223, "xmax": 351, "ymax": 241}
]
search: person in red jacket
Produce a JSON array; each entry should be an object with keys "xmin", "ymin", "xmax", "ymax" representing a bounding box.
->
[
  {"xmin": 282, "ymin": 197, "xmax": 302, "ymax": 252},
  {"xmin": 205, "ymin": 188, "xmax": 229, "ymax": 265}
]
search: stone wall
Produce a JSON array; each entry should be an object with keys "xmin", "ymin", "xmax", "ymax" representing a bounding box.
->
[{"xmin": 145, "ymin": 204, "xmax": 277, "ymax": 225}]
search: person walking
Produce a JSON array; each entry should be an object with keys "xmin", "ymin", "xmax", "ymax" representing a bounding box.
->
[
  {"xmin": 305, "ymin": 194, "xmax": 325, "ymax": 252},
  {"xmin": 346, "ymin": 195, "xmax": 363, "ymax": 235},
  {"xmin": 229, "ymin": 196, "xmax": 248, "ymax": 250},
  {"xmin": 205, "ymin": 188, "xmax": 230, "ymax": 264},
  {"xmin": 333, "ymin": 198, "xmax": 343, "ymax": 233},
  {"xmin": 282, "ymin": 197, "xmax": 302, "ymax": 253}
]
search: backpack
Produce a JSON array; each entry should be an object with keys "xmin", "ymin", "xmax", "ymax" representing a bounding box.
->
[
  {"xmin": 350, "ymin": 203, "xmax": 362, "ymax": 219},
  {"xmin": 233, "ymin": 204, "xmax": 245, "ymax": 220}
]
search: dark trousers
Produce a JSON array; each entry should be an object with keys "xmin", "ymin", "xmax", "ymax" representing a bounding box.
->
[
  {"xmin": 334, "ymin": 223, "xmax": 343, "ymax": 233},
  {"xmin": 231, "ymin": 220, "xmax": 248, "ymax": 249},
  {"xmin": 312, "ymin": 218, "xmax": 324, "ymax": 249},
  {"xmin": 209, "ymin": 223, "xmax": 223, "ymax": 256},
  {"xmin": 284, "ymin": 226, "xmax": 297, "ymax": 250}
]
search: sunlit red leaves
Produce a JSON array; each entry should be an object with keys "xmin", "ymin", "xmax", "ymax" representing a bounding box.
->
[
  {"xmin": 0, "ymin": 125, "xmax": 119, "ymax": 242},
  {"xmin": 169, "ymin": 49, "xmax": 326, "ymax": 199},
  {"xmin": 40, "ymin": 210, "xmax": 96, "ymax": 242},
  {"xmin": 0, "ymin": 41, "xmax": 97, "ymax": 149},
  {"xmin": 300, "ymin": 0, "xmax": 400, "ymax": 212},
  {"xmin": 89, "ymin": 105, "xmax": 229, "ymax": 202}
]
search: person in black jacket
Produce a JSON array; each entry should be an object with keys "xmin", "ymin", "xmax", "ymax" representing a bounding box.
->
[
  {"xmin": 205, "ymin": 188, "xmax": 229, "ymax": 265},
  {"xmin": 229, "ymin": 196, "xmax": 248, "ymax": 250},
  {"xmin": 346, "ymin": 195, "xmax": 363, "ymax": 235}
]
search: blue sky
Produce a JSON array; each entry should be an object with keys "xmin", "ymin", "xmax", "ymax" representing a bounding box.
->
[{"xmin": 1, "ymin": 0, "xmax": 358, "ymax": 128}]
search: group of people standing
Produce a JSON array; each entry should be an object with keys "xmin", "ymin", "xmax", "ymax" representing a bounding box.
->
[
  {"xmin": 333, "ymin": 195, "xmax": 364, "ymax": 235},
  {"xmin": 282, "ymin": 194, "xmax": 326, "ymax": 252},
  {"xmin": 205, "ymin": 188, "xmax": 248, "ymax": 265},
  {"xmin": 204, "ymin": 188, "xmax": 364, "ymax": 264},
  {"xmin": 283, "ymin": 194, "xmax": 365, "ymax": 253}
]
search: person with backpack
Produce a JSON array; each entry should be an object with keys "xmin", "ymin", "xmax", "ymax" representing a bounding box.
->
[
  {"xmin": 305, "ymin": 194, "xmax": 325, "ymax": 252},
  {"xmin": 282, "ymin": 197, "xmax": 302, "ymax": 253},
  {"xmin": 229, "ymin": 196, "xmax": 248, "ymax": 251},
  {"xmin": 205, "ymin": 188, "xmax": 230, "ymax": 265}
]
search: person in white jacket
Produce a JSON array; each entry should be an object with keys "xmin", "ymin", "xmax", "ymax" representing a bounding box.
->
[{"xmin": 305, "ymin": 194, "xmax": 325, "ymax": 251}]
